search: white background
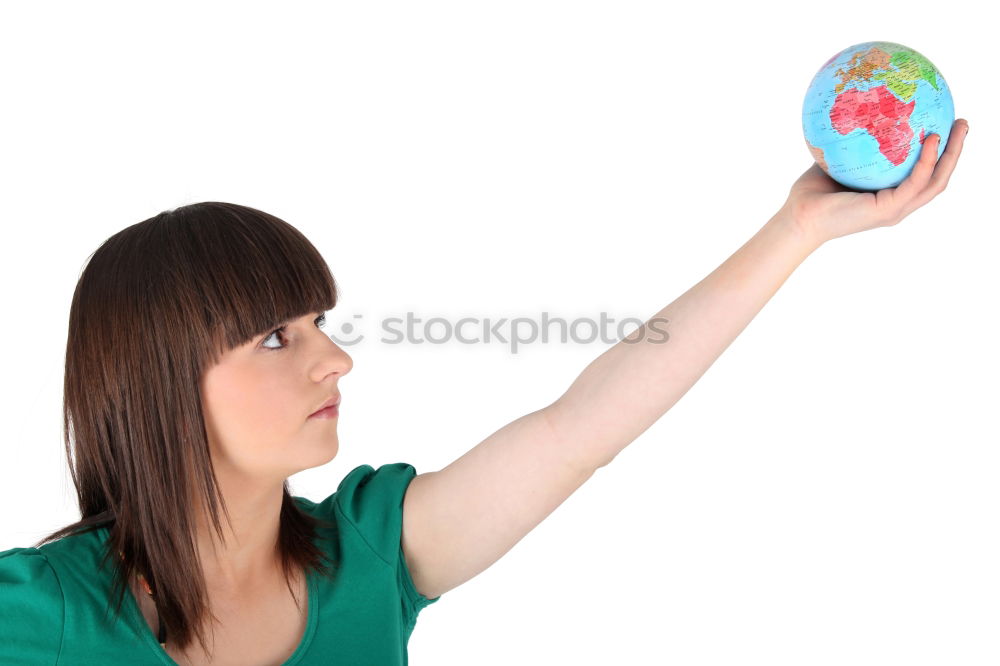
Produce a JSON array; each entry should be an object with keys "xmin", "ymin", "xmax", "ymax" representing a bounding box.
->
[{"xmin": 1, "ymin": 1, "xmax": 997, "ymax": 664}]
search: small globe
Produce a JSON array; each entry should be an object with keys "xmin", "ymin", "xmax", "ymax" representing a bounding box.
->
[{"xmin": 801, "ymin": 41, "xmax": 955, "ymax": 192}]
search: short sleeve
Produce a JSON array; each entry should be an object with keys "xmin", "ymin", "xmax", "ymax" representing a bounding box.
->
[
  {"xmin": 335, "ymin": 463, "xmax": 443, "ymax": 618},
  {"xmin": 0, "ymin": 547, "xmax": 65, "ymax": 664}
]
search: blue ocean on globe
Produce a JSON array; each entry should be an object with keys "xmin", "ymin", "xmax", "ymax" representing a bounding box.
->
[{"xmin": 801, "ymin": 41, "xmax": 955, "ymax": 192}]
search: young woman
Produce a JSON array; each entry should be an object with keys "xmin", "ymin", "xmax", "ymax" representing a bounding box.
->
[{"xmin": 0, "ymin": 119, "xmax": 968, "ymax": 665}]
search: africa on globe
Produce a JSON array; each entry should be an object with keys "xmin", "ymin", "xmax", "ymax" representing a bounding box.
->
[{"xmin": 802, "ymin": 41, "xmax": 956, "ymax": 192}]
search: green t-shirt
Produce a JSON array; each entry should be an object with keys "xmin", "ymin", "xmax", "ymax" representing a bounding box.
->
[{"xmin": 0, "ymin": 462, "xmax": 442, "ymax": 665}]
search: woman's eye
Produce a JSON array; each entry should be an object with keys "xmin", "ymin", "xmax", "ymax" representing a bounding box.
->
[
  {"xmin": 261, "ymin": 328, "xmax": 285, "ymax": 350},
  {"xmin": 261, "ymin": 314, "xmax": 327, "ymax": 351}
]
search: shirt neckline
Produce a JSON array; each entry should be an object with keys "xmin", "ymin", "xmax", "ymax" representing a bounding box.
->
[{"xmin": 103, "ymin": 528, "xmax": 320, "ymax": 665}]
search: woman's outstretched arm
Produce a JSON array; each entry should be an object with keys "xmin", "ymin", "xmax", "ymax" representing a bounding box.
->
[
  {"xmin": 400, "ymin": 119, "xmax": 968, "ymax": 600},
  {"xmin": 401, "ymin": 212, "xmax": 816, "ymax": 601}
]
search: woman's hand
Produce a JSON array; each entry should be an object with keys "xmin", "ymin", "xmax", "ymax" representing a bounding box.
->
[{"xmin": 781, "ymin": 118, "xmax": 970, "ymax": 247}]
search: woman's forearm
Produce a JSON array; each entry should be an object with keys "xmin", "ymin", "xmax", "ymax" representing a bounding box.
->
[{"xmin": 546, "ymin": 209, "xmax": 822, "ymax": 470}]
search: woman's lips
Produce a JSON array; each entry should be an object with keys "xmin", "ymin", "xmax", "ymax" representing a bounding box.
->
[
  {"xmin": 309, "ymin": 403, "xmax": 339, "ymax": 419},
  {"xmin": 309, "ymin": 394, "xmax": 341, "ymax": 418}
]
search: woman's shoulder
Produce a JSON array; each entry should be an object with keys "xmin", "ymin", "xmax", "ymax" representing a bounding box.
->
[
  {"xmin": 0, "ymin": 545, "xmax": 62, "ymax": 589},
  {"xmin": 294, "ymin": 461, "xmax": 419, "ymax": 560},
  {"xmin": 0, "ymin": 546, "xmax": 66, "ymax": 660},
  {"xmin": 0, "ymin": 545, "xmax": 65, "ymax": 607}
]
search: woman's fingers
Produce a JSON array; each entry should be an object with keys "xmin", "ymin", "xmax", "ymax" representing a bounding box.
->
[
  {"xmin": 927, "ymin": 119, "xmax": 969, "ymax": 194},
  {"xmin": 884, "ymin": 118, "xmax": 968, "ymax": 221}
]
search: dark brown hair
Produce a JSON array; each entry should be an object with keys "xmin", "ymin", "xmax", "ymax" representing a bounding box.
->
[{"xmin": 33, "ymin": 202, "xmax": 341, "ymax": 655}]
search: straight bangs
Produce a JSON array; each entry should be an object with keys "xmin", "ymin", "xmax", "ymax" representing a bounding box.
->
[{"xmin": 160, "ymin": 201, "xmax": 341, "ymax": 365}]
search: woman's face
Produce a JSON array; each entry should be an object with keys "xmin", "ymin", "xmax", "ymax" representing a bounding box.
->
[{"xmin": 199, "ymin": 310, "xmax": 352, "ymax": 481}]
